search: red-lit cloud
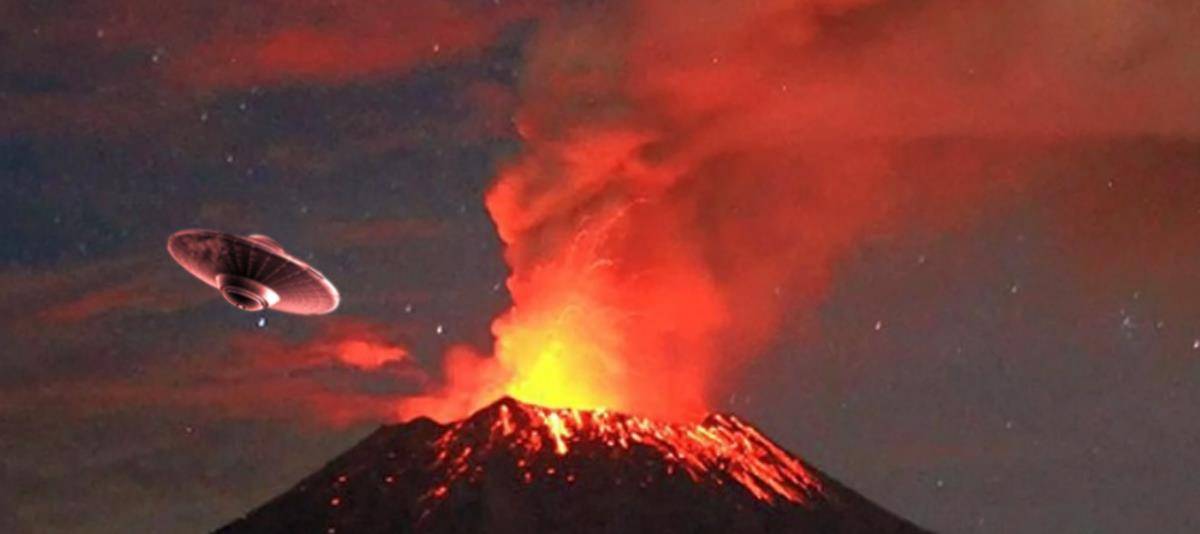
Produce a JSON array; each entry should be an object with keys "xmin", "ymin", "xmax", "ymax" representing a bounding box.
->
[
  {"xmin": 0, "ymin": 253, "xmax": 206, "ymax": 333},
  {"xmin": 37, "ymin": 285, "xmax": 154, "ymax": 324},
  {"xmin": 1, "ymin": 317, "xmax": 427, "ymax": 427},
  {"xmin": 195, "ymin": 322, "xmax": 426, "ymax": 426},
  {"xmin": 333, "ymin": 339, "xmax": 409, "ymax": 371},
  {"xmin": 400, "ymin": 0, "xmax": 1200, "ymax": 421},
  {"xmin": 170, "ymin": 0, "xmax": 547, "ymax": 89},
  {"xmin": 0, "ymin": 0, "xmax": 546, "ymax": 136}
]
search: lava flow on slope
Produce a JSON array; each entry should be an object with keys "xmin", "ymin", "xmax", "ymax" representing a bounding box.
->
[{"xmin": 217, "ymin": 397, "xmax": 928, "ymax": 533}]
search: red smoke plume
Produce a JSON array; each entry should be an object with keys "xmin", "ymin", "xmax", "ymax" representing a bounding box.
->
[{"xmin": 400, "ymin": 0, "xmax": 1199, "ymax": 422}]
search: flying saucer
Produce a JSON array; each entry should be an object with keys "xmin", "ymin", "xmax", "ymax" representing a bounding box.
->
[{"xmin": 167, "ymin": 229, "xmax": 339, "ymax": 315}]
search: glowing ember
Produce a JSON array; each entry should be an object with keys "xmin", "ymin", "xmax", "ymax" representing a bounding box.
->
[
  {"xmin": 222, "ymin": 396, "xmax": 928, "ymax": 533},
  {"xmin": 423, "ymin": 398, "xmax": 823, "ymax": 505}
]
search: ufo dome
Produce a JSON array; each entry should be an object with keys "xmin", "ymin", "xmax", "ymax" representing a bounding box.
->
[{"xmin": 167, "ymin": 229, "xmax": 339, "ymax": 315}]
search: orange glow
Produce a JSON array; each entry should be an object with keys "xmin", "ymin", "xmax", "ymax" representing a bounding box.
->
[
  {"xmin": 335, "ymin": 339, "xmax": 407, "ymax": 370},
  {"xmin": 482, "ymin": 184, "xmax": 727, "ymax": 420},
  {"xmin": 490, "ymin": 266, "xmax": 628, "ymax": 415},
  {"xmin": 424, "ymin": 399, "xmax": 823, "ymax": 505},
  {"xmin": 398, "ymin": 182, "xmax": 726, "ymax": 421}
]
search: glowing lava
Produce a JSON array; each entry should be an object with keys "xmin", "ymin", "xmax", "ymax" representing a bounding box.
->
[
  {"xmin": 425, "ymin": 398, "xmax": 823, "ymax": 506},
  {"xmin": 222, "ymin": 396, "xmax": 929, "ymax": 533}
]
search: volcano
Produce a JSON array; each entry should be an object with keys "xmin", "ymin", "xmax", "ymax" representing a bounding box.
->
[{"xmin": 217, "ymin": 398, "xmax": 929, "ymax": 533}]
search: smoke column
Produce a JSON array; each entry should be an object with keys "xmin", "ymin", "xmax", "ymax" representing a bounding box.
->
[{"xmin": 400, "ymin": 0, "xmax": 1200, "ymax": 422}]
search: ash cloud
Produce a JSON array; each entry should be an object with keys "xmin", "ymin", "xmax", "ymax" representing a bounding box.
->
[{"xmin": 408, "ymin": 0, "xmax": 1200, "ymax": 420}]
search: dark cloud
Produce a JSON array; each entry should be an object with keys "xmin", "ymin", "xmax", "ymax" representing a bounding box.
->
[{"xmin": 313, "ymin": 217, "xmax": 449, "ymax": 247}]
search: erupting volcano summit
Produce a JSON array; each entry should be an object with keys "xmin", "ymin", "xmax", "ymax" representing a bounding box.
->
[{"xmin": 217, "ymin": 398, "xmax": 928, "ymax": 533}]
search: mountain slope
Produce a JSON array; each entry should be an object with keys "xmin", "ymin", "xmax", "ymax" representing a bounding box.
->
[{"xmin": 217, "ymin": 397, "xmax": 929, "ymax": 533}]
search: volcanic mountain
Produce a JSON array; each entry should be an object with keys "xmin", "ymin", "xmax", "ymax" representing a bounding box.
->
[{"xmin": 217, "ymin": 397, "xmax": 929, "ymax": 533}]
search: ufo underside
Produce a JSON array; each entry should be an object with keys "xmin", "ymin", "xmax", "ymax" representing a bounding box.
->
[{"xmin": 167, "ymin": 229, "xmax": 339, "ymax": 315}]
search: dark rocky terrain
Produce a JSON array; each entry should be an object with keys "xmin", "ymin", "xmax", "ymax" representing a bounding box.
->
[{"xmin": 218, "ymin": 397, "xmax": 929, "ymax": 533}]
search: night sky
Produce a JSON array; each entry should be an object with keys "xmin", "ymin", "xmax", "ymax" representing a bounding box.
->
[{"xmin": 2, "ymin": 1, "xmax": 1199, "ymax": 533}]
